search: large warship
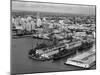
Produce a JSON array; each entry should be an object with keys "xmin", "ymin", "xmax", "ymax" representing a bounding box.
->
[{"xmin": 29, "ymin": 38, "xmax": 94, "ymax": 61}]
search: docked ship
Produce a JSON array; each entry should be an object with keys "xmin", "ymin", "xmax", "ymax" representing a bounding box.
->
[
  {"xmin": 29, "ymin": 43, "xmax": 66, "ymax": 61},
  {"xmin": 29, "ymin": 38, "xmax": 94, "ymax": 61},
  {"xmin": 53, "ymin": 40, "xmax": 82, "ymax": 60}
]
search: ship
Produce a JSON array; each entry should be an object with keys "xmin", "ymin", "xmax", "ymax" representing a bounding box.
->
[
  {"xmin": 29, "ymin": 43, "xmax": 66, "ymax": 61},
  {"xmin": 29, "ymin": 40, "xmax": 81, "ymax": 60},
  {"xmin": 28, "ymin": 38, "xmax": 94, "ymax": 61},
  {"xmin": 53, "ymin": 40, "xmax": 82, "ymax": 60}
]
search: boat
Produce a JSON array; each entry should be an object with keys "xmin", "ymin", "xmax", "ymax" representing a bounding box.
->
[
  {"xmin": 53, "ymin": 40, "xmax": 82, "ymax": 60},
  {"xmin": 53, "ymin": 49, "xmax": 76, "ymax": 60},
  {"xmin": 29, "ymin": 40, "xmax": 82, "ymax": 61},
  {"xmin": 28, "ymin": 43, "xmax": 65, "ymax": 60},
  {"xmin": 28, "ymin": 38, "xmax": 94, "ymax": 61}
]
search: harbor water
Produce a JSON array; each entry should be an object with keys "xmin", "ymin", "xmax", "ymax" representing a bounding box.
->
[{"xmin": 11, "ymin": 37, "xmax": 95, "ymax": 74}]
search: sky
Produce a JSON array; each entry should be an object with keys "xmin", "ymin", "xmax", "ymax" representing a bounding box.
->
[{"xmin": 12, "ymin": 1, "xmax": 96, "ymax": 16}]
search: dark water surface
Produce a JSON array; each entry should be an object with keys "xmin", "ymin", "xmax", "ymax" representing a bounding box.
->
[{"xmin": 11, "ymin": 37, "xmax": 95, "ymax": 74}]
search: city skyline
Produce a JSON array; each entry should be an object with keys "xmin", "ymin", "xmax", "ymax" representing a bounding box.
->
[{"xmin": 12, "ymin": 1, "xmax": 95, "ymax": 16}]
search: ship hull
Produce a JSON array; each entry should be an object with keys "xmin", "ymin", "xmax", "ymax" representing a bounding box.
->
[
  {"xmin": 28, "ymin": 41, "xmax": 94, "ymax": 61},
  {"xmin": 53, "ymin": 46, "xmax": 79, "ymax": 60}
]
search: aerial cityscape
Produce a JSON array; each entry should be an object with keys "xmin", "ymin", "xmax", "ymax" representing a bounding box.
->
[{"xmin": 11, "ymin": 0, "xmax": 96, "ymax": 74}]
